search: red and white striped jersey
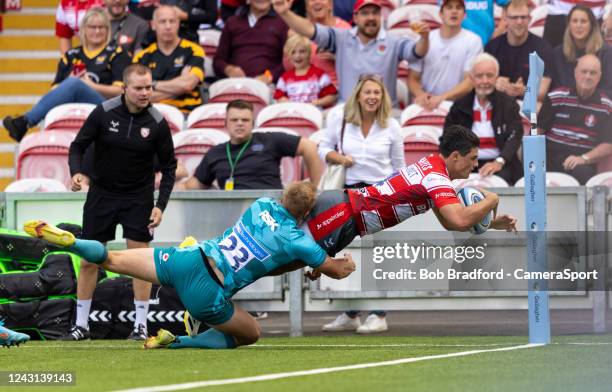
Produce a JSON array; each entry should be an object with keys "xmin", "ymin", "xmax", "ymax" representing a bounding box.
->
[
  {"xmin": 347, "ymin": 154, "xmax": 460, "ymax": 236},
  {"xmin": 56, "ymin": 0, "xmax": 103, "ymax": 39}
]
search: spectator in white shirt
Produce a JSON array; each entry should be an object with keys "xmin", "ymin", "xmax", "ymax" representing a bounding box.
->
[
  {"xmin": 318, "ymin": 73, "xmax": 405, "ymax": 188},
  {"xmin": 318, "ymin": 73, "xmax": 405, "ymax": 333}
]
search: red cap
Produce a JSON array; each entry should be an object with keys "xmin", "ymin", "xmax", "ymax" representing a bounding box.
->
[
  {"xmin": 441, "ymin": 0, "xmax": 465, "ymax": 9},
  {"xmin": 353, "ymin": 0, "xmax": 381, "ymax": 13}
]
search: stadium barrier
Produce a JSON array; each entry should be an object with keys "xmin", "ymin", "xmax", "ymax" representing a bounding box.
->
[{"xmin": 0, "ymin": 188, "xmax": 608, "ymax": 336}]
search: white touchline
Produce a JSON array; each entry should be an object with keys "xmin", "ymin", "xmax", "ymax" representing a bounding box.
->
[{"xmin": 113, "ymin": 343, "xmax": 544, "ymax": 392}]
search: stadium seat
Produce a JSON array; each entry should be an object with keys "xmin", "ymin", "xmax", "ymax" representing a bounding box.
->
[
  {"xmin": 208, "ymin": 78, "xmax": 271, "ymax": 116},
  {"xmin": 586, "ymin": 171, "xmax": 612, "ymax": 188},
  {"xmin": 173, "ymin": 128, "xmax": 229, "ymax": 175},
  {"xmin": 253, "ymin": 127, "xmax": 303, "ymax": 185},
  {"xmin": 42, "ymin": 103, "xmax": 95, "ymax": 131},
  {"xmin": 529, "ymin": 5, "xmax": 548, "ymax": 37},
  {"xmin": 400, "ymin": 101, "xmax": 451, "ymax": 128},
  {"xmin": 514, "ymin": 172, "xmax": 580, "ymax": 187},
  {"xmin": 153, "ymin": 103, "xmax": 184, "ymax": 134},
  {"xmin": 186, "ymin": 103, "xmax": 228, "ymax": 131},
  {"xmin": 5, "ymin": 178, "xmax": 68, "ymax": 192},
  {"xmin": 323, "ymin": 103, "xmax": 345, "ymax": 128},
  {"xmin": 198, "ymin": 29, "xmax": 221, "ymax": 78},
  {"xmin": 255, "ymin": 102, "xmax": 323, "ymax": 137},
  {"xmin": 402, "ymin": 125, "xmax": 440, "ymax": 164},
  {"xmin": 453, "ymin": 173, "xmax": 510, "ymax": 189},
  {"xmin": 16, "ymin": 131, "xmax": 76, "ymax": 188},
  {"xmin": 396, "ymin": 79, "xmax": 410, "ymax": 109},
  {"xmin": 386, "ymin": 5, "xmax": 442, "ymax": 30}
]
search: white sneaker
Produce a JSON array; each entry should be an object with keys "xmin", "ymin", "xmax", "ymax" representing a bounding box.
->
[
  {"xmin": 322, "ymin": 313, "xmax": 361, "ymax": 332},
  {"xmin": 356, "ymin": 314, "xmax": 388, "ymax": 334}
]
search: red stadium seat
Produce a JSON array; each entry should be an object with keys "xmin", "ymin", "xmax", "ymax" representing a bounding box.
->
[
  {"xmin": 173, "ymin": 128, "xmax": 229, "ymax": 175},
  {"xmin": 400, "ymin": 101, "xmax": 451, "ymax": 128},
  {"xmin": 16, "ymin": 131, "xmax": 76, "ymax": 188},
  {"xmin": 514, "ymin": 172, "xmax": 580, "ymax": 187},
  {"xmin": 153, "ymin": 103, "xmax": 184, "ymax": 134},
  {"xmin": 198, "ymin": 29, "xmax": 221, "ymax": 78},
  {"xmin": 254, "ymin": 127, "xmax": 303, "ymax": 186},
  {"xmin": 209, "ymin": 78, "xmax": 271, "ymax": 116},
  {"xmin": 43, "ymin": 103, "xmax": 95, "ymax": 131},
  {"xmin": 453, "ymin": 173, "xmax": 509, "ymax": 189},
  {"xmin": 386, "ymin": 5, "xmax": 442, "ymax": 31},
  {"xmin": 186, "ymin": 103, "xmax": 228, "ymax": 131},
  {"xmin": 255, "ymin": 102, "xmax": 322, "ymax": 137},
  {"xmin": 402, "ymin": 125, "xmax": 440, "ymax": 164},
  {"xmin": 5, "ymin": 178, "xmax": 68, "ymax": 192}
]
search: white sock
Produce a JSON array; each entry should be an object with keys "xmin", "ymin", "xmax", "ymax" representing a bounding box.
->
[
  {"xmin": 134, "ymin": 300, "xmax": 149, "ymax": 330},
  {"xmin": 75, "ymin": 299, "xmax": 92, "ymax": 330}
]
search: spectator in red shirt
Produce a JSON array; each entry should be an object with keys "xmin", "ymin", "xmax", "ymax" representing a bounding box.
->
[
  {"xmin": 56, "ymin": 0, "xmax": 104, "ymax": 54},
  {"xmin": 274, "ymin": 35, "xmax": 337, "ymax": 107},
  {"xmin": 213, "ymin": 0, "xmax": 289, "ymax": 83}
]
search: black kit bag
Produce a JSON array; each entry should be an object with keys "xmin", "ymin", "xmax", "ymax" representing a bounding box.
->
[
  {"xmin": 89, "ymin": 277, "xmax": 188, "ymax": 339},
  {"xmin": 0, "ymin": 253, "xmax": 77, "ymax": 301},
  {"xmin": 0, "ymin": 232, "xmax": 65, "ymax": 262},
  {"xmin": 0, "ymin": 298, "xmax": 75, "ymax": 340}
]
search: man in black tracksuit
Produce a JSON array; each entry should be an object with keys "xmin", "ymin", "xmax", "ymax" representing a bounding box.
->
[{"xmin": 65, "ymin": 64, "xmax": 177, "ymax": 341}]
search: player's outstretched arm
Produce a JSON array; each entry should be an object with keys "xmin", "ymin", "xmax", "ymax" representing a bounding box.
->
[
  {"xmin": 434, "ymin": 190, "xmax": 499, "ymax": 232},
  {"xmin": 317, "ymin": 253, "xmax": 356, "ymax": 280}
]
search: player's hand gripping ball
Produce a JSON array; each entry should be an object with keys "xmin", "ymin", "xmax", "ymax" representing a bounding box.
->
[{"xmin": 457, "ymin": 187, "xmax": 493, "ymax": 234}]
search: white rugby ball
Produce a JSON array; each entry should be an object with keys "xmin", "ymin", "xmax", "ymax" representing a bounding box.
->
[{"xmin": 457, "ymin": 186, "xmax": 493, "ymax": 234}]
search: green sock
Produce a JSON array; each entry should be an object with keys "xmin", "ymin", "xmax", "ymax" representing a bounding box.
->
[{"xmin": 68, "ymin": 239, "xmax": 108, "ymax": 264}]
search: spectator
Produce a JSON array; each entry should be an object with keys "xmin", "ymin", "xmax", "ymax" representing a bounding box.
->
[
  {"xmin": 56, "ymin": 0, "xmax": 104, "ymax": 54},
  {"xmin": 302, "ymin": 0, "xmax": 351, "ymax": 86},
  {"xmin": 318, "ymin": 74, "xmax": 404, "ymax": 334},
  {"xmin": 543, "ymin": 0, "xmax": 608, "ymax": 49},
  {"xmin": 539, "ymin": 54, "xmax": 612, "ymax": 185},
  {"xmin": 444, "ymin": 53, "xmax": 523, "ymax": 185},
  {"xmin": 213, "ymin": 0, "xmax": 289, "ymax": 83},
  {"xmin": 462, "ymin": 0, "xmax": 510, "ymax": 46},
  {"xmin": 408, "ymin": 0, "xmax": 482, "ymax": 111},
  {"xmin": 65, "ymin": 63, "xmax": 177, "ymax": 341},
  {"xmin": 485, "ymin": 0, "xmax": 553, "ymax": 102},
  {"xmin": 181, "ymin": 99, "xmax": 323, "ymax": 190},
  {"xmin": 105, "ymin": 0, "xmax": 150, "ymax": 55},
  {"xmin": 133, "ymin": 5, "xmax": 205, "ymax": 113},
  {"xmin": 549, "ymin": 5, "xmax": 612, "ymax": 98},
  {"xmin": 273, "ymin": 0, "xmax": 430, "ymax": 106},
  {"xmin": 3, "ymin": 8, "xmax": 131, "ymax": 142},
  {"xmin": 333, "ymin": 0, "xmax": 356, "ymax": 23},
  {"xmin": 274, "ymin": 35, "xmax": 338, "ymax": 107}
]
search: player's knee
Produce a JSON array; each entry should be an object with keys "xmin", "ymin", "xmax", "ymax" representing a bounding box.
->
[{"xmin": 240, "ymin": 323, "xmax": 261, "ymax": 346}]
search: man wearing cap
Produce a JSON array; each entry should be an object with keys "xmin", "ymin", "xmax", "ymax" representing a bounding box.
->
[
  {"xmin": 272, "ymin": 0, "xmax": 430, "ymax": 106},
  {"xmin": 408, "ymin": 0, "xmax": 482, "ymax": 111}
]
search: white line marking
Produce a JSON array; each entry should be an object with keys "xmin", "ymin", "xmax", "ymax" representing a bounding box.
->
[
  {"xmin": 0, "ymin": 96, "xmax": 40, "ymax": 104},
  {"xmin": 0, "ymin": 73, "xmax": 54, "ymax": 81},
  {"xmin": 6, "ymin": 7, "xmax": 56, "ymax": 14},
  {"xmin": 250, "ymin": 343, "xmax": 512, "ymax": 347},
  {"xmin": 0, "ymin": 51, "xmax": 59, "ymax": 59},
  {"xmin": 112, "ymin": 343, "xmax": 543, "ymax": 392},
  {"xmin": 1, "ymin": 29, "xmax": 54, "ymax": 36}
]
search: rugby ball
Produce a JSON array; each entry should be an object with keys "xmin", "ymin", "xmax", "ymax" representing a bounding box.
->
[{"xmin": 457, "ymin": 186, "xmax": 493, "ymax": 234}]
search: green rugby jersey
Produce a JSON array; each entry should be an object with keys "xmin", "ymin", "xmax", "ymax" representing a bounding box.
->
[{"xmin": 201, "ymin": 197, "xmax": 326, "ymax": 298}]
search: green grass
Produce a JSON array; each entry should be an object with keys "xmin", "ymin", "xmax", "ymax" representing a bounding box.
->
[{"xmin": 3, "ymin": 335, "xmax": 611, "ymax": 392}]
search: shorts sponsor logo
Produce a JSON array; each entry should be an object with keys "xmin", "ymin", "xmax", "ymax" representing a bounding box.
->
[
  {"xmin": 158, "ymin": 250, "xmax": 170, "ymax": 262},
  {"xmin": 259, "ymin": 211, "xmax": 279, "ymax": 232},
  {"xmin": 141, "ymin": 127, "xmax": 150, "ymax": 138},
  {"xmin": 316, "ymin": 210, "xmax": 345, "ymax": 230}
]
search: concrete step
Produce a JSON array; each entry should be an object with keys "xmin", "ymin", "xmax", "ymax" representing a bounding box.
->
[
  {"xmin": 24, "ymin": 0, "xmax": 58, "ymax": 8},
  {"xmin": 0, "ymin": 81, "xmax": 51, "ymax": 95},
  {"xmin": 0, "ymin": 35, "xmax": 59, "ymax": 50},
  {"xmin": 3, "ymin": 13, "xmax": 55, "ymax": 29}
]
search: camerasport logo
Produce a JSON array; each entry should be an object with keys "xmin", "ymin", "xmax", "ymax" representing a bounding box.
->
[{"xmin": 141, "ymin": 127, "xmax": 150, "ymax": 138}]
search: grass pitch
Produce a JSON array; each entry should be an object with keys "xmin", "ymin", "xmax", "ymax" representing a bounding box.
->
[{"xmin": 3, "ymin": 335, "xmax": 611, "ymax": 392}]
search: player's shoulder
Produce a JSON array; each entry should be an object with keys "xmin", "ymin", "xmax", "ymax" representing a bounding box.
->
[{"xmin": 179, "ymin": 39, "xmax": 205, "ymax": 57}]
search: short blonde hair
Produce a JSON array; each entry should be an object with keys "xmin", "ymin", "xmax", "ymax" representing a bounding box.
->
[
  {"xmin": 79, "ymin": 7, "xmax": 111, "ymax": 48},
  {"xmin": 283, "ymin": 34, "xmax": 312, "ymax": 58},
  {"xmin": 281, "ymin": 181, "xmax": 317, "ymax": 220},
  {"xmin": 343, "ymin": 75, "xmax": 392, "ymax": 128}
]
